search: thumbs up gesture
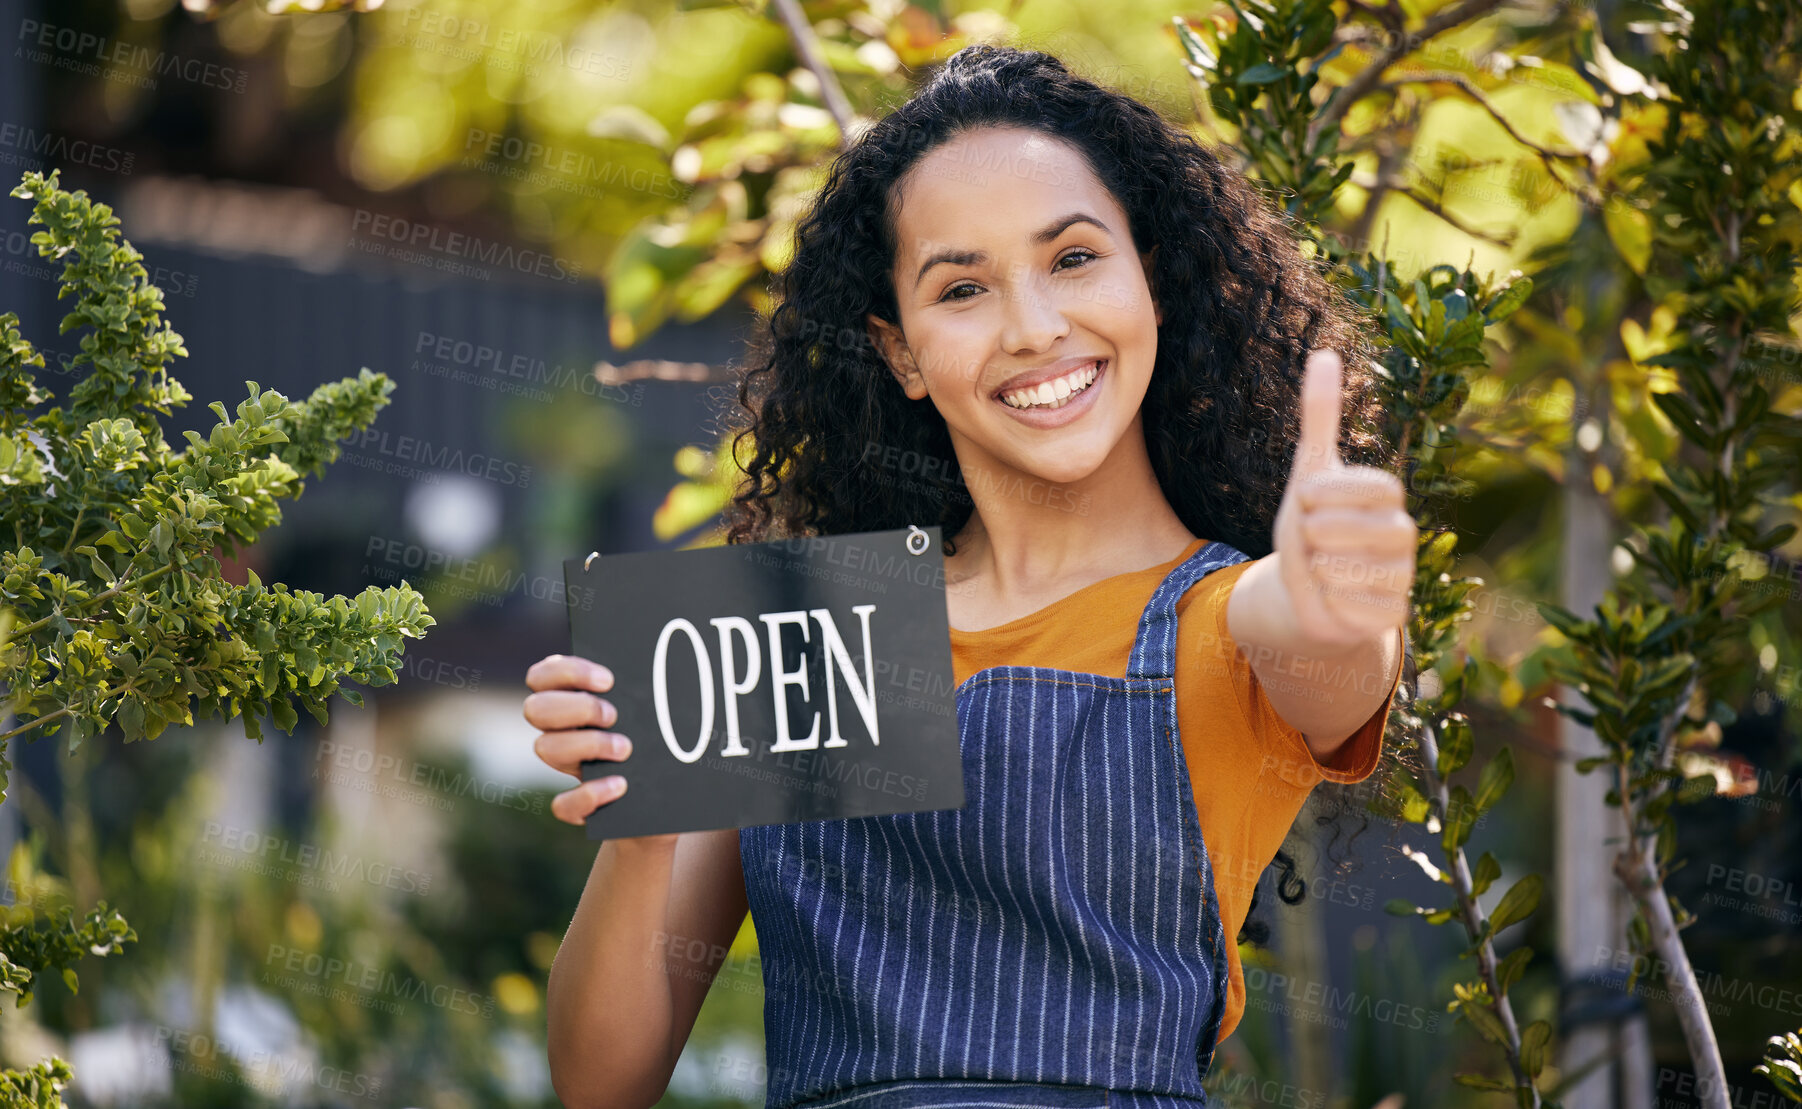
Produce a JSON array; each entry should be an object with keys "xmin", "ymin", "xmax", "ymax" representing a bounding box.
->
[{"xmin": 1270, "ymin": 349, "xmax": 1417, "ymax": 650}]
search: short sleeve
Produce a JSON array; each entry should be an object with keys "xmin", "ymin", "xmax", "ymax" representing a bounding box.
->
[
  {"xmin": 1312, "ymin": 630, "xmax": 1399, "ymax": 784},
  {"xmin": 1197, "ymin": 563, "xmax": 1398, "ymax": 789}
]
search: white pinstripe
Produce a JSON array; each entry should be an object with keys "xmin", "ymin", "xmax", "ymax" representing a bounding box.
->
[
  {"xmin": 865, "ymin": 814, "xmax": 900, "ymax": 1085},
  {"xmin": 980, "ymin": 673, "xmax": 1014, "ymax": 1075},
  {"xmin": 957, "ymin": 678, "xmax": 993, "ymax": 1072}
]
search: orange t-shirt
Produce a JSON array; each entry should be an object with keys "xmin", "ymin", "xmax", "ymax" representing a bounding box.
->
[{"xmin": 948, "ymin": 538, "xmax": 1397, "ymax": 1044}]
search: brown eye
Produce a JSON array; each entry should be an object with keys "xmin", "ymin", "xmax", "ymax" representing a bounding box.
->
[
  {"xmin": 1056, "ymin": 249, "xmax": 1098, "ymax": 270},
  {"xmin": 939, "ymin": 282, "xmax": 981, "ymax": 302}
]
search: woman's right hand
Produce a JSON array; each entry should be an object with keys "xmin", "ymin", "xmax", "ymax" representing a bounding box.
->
[{"xmin": 523, "ymin": 653, "xmax": 678, "ymax": 848}]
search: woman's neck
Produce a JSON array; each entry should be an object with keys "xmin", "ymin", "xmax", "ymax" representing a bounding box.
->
[{"xmin": 942, "ymin": 415, "xmax": 1197, "ymax": 615}]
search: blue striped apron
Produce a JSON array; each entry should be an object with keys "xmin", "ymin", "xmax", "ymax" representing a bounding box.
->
[{"xmin": 739, "ymin": 540, "xmax": 1248, "ymax": 1109}]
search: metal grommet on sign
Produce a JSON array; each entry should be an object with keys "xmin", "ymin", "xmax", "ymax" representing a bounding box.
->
[
  {"xmin": 905, "ymin": 525, "xmax": 929, "ymax": 556},
  {"xmin": 584, "ymin": 550, "xmax": 600, "ymax": 571}
]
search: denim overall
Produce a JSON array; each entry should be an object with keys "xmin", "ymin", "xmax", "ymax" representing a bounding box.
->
[{"xmin": 739, "ymin": 540, "xmax": 1247, "ymax": 1109}]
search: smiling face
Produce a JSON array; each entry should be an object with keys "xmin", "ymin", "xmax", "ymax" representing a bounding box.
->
[{"xmin": 868, "ymin": 125, "xmax": 1162, "ymax": 490}]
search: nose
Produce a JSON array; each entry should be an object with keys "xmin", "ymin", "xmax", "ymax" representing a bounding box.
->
[{"xmin": 997, "ymin": 264, "xmax": 1070, "ymax": 355}]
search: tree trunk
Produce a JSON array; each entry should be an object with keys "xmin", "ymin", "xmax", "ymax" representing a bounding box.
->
[{"xmin": 1555, "ymin": 374, "xmax": 1653, "ymax": 1109}]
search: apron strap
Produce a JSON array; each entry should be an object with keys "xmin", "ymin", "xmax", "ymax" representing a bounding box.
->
[{"xmin": 1124, "ymin": 540, "xmax": 1249, "ymax": 680}]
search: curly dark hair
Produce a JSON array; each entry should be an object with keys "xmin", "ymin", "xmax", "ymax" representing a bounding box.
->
[{"xmin": 719, "ymin": 44, "xmax": 1407, "ymax": 941}]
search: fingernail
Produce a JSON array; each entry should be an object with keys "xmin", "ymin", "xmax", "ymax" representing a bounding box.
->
[
  {"xmin": 592, "ymin": 664, "xmax": 613, "ymax": 689},
  {"xmin": 615, "ymin": 736, "xmax": 633, "ymax": 759},
  {"xmin": 602, "ymin": 775, "xmax": 626, "ymax": 795}
]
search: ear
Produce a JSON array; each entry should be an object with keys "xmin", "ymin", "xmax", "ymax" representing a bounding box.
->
[
  {"xmin": 866, "ymin": 314, "xmax": 929, "ymax": 401},
  {"xmin": 1140, "ymin": 244, "xmax": 1163, "ymax": 327}
]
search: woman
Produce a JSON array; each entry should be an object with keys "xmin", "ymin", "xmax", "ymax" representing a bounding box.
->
[{"xmin": 524, "ymin": 44, "xmax": 1412, "ymax": 1109}]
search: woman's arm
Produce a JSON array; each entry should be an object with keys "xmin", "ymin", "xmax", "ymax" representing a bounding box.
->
[
  {"xmin": 1229, "ymin": 348, "xmax": 1414, "ymax": 762},
  {"xmin": 547, "ymin": 830, "xmax": 748, "ymax": 1109},
  {"xmin": 1226, "ymin": 554, "xmax": 1402, "ymax": 762}
]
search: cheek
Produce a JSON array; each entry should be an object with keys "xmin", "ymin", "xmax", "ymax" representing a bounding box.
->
[
  {"xmin": 1085, "ymin": 265, "xmax": 1156, "ymax": 326},
  {"xmin": 915, "ymin": 324, "xmax": 991, "ymax": 392}
]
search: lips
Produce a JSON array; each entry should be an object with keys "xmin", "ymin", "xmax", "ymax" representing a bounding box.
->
[
  {"xmin": 991, "ymin": 356, "xmax": 1110, "ymax": 399},
  {"xmin": 991, "ymin": 358, "xmax": 1109, "ymax": 427},
  {"xmin": 1000, "ymin": 363, "xmax": 1099, "ymax": 409},
  {"xmin": 994, "ymin": 358, "xmax": 1107, "ymax": 410}
]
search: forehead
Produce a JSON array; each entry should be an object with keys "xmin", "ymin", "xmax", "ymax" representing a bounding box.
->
[{"xmin": 890, "ymin": 126, "xmax": 1122, "ymax": 255}]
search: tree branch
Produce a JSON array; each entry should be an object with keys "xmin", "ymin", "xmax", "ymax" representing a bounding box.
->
[
  {"xmin": 1385, "ymin": 182, "xmax": 1517, "ymax": 247},
  {"xmin": 1307, "ymin": 0, "xmax": 1512, "ymax": 150},
  {"xmin": 768, "ymin": 0, "xmax": 858, "ymax": 145},
  {"xmin": 1417, "ymin": 717, "xmax": 1540, "ymax": 1105},
  {"xmin": 1614, "ymin": 758, "xmax": 1728, "ymax": 1109},
  {"xmin": 1377, "ymin": 70, "xmax": 1598, "ymax": 202}
]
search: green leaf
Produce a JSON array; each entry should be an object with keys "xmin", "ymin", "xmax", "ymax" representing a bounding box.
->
[
  {"xmin": 1489, "ymin": 873, "xmax": 1543, "ymax": 934},
  {"xmin": 1438, "ymin": 715, "xmax": 1473, "ymax": 777},
  {"xmin": 1483, "ymin": 279, "xmax": 1533, "ymax": 323},
  {"xmin": 1520, "ymin": 1019, "xmax": 1553, "ymax": 1077},
  {"xmin": 1455, "ymin": 1074, "xmax": 1515, "ymax": 1092},
  {"xmin": 1474, "ymin": 747, "xmax": 1516, "ymax": 813},
  {"xmin": 1604, "ymin": 200, "xmax": 1652, "ymax": 275},
  {"xmin": 1495, "ymin": 946, "xmax": 1533, "ymax": 994},
  {"xmin": 1443, "ymin": 784, "xmax": 1477, "ymax": 852},
  {"xmin": 1536, "ymin": 602, "xmax": 1593, "ymax": 641},
  {"xmin": 1470, "ymin": 852, "xmax": 1502, "ymax": 896},
  {"xmin": 271, "ymin": 696, "xmax": 298, "ymax": 734},
  {"xmin": 1651, "ymin": 391, "xmax": 1710, "ymax": 446},
  {"xmin": 61, "ymin": 968, "xmax": 78, "ymax": 995},
  {"xmin": 1173, "ymin": 17, "xmax": 1218, "ymax": 76},
  {"xmin": 1393, "ymin": 768, "xmax": 1432, "ymax": 823},
  {"xmin": 1236, "ymin": 62, "xmax": 1288, "ymax": 85},
  {"xmin": 1460, "ymin": 998, "xmax": 1511, "ymax": 1044},
  {"xmin": 119, "ymin": 697, "xmax": 145, "ymax": 743}
]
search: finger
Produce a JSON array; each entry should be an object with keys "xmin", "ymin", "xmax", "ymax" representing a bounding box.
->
[
  {"xmin": 1290, "ymin": 348, "xmax": 1344, "ymax": 480},
  {"xmin": 1301, "ymin": 507, "xmax": 1418, "ymax": 554},
  {"xmin": 1323, "ymin": 583, "xmax": 1413, "ymax": 632},
  {"xmin": 550, "ymin": 775, "xmax": 627, "ymax": 825},
  {"xmin": 1309, "ymin": 553, "xmax": 1416, "ymax": 610},
  {"xmin": 526, "ymin": 654, "xmax": 613, "ymax": 694},
  {"xmin": 1295, "ymin": 465, "xmax": 1405, "ymax": 511},
  {"xmin": 535, "ymin": 729, "xmax": 633, "ymax": 777},
  {"xmin": 523, "ymin": 689, "xmax": 618, "ymax": 731}
]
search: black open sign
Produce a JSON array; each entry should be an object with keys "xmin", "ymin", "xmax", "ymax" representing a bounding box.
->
[{"xmin": 564, "ymin": 526, "xmax": 965, "ymax": 840}]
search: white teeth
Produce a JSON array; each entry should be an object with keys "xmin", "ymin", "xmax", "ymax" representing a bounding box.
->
[{"xmin": 1001, "ymin": 362, "xmax": 1101, "ymax": 409}]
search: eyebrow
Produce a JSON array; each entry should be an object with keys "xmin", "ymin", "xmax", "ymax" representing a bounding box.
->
[{"xmin": 911, "ymin": 212, "xmax": 1112, "ymax": 291}]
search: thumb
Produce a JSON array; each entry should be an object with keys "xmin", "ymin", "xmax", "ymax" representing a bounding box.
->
[{"xmin": 1291, "ymin": 348, "xmax": 1344, "ymax": 481}]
